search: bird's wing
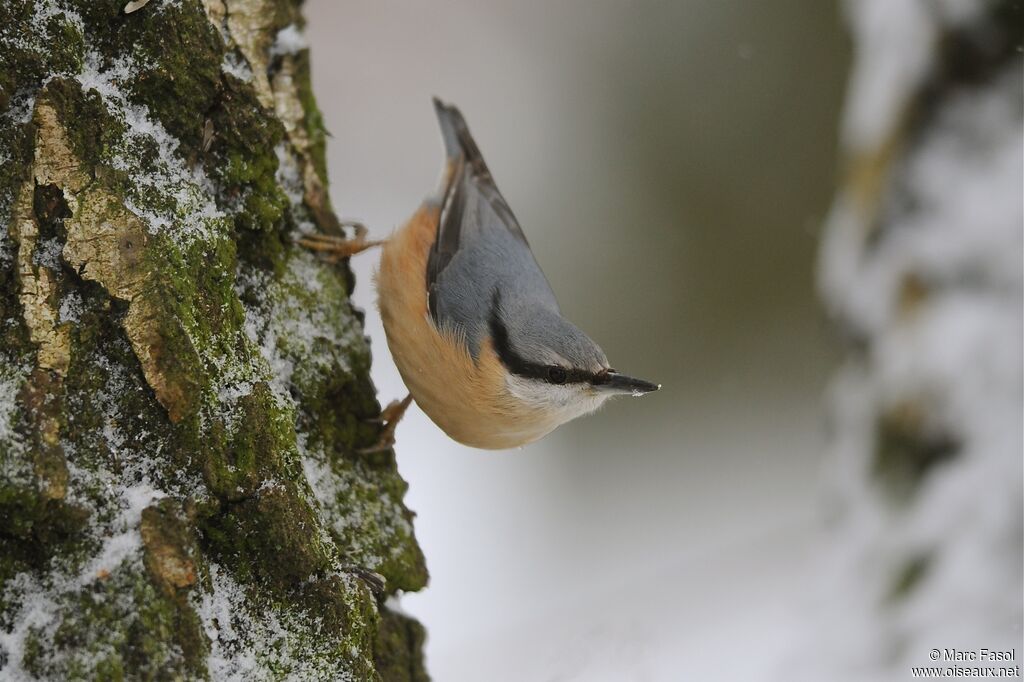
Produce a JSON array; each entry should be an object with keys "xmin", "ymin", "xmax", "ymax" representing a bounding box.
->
[
  {"xmin": 427, "ymin": 100, "xmax": 559, "ymax": 357},
  {"xmin": 427, "ymin": 99, "xmax": 530, "ymax": 285}
]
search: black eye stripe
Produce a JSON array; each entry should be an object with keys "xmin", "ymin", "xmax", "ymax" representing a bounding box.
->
[{"xmin": 488, "ymin": 290, "xmax": 595, "ymax": 385}]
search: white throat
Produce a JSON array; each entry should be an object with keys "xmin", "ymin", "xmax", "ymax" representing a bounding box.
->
[{"xmin": 504, "ymin": 373, "xmax": 610, "ymax": 428}]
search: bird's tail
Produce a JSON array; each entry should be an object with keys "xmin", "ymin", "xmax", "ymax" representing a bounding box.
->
[{"xmin": 433, "ymin": 97, "xmax": 490, "ymax": 178}]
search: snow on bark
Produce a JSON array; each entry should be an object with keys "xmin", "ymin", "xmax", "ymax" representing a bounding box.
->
[
  {"xmin": 0, "ymin": 1, "xmax": 427, "ymax": 679},
  {"xmin": 790, "ymin": 1, "xmax": 1023, "ymax": 680}
]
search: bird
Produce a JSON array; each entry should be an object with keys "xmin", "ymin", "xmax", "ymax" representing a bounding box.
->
[{"xmin": 300, "ymin": 98, "xmax": 659, "ymax": 450}]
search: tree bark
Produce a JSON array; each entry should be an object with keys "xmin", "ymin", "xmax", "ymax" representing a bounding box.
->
[
  {"xmin": 800, "ymin": 1, "xmax": 1022, "ymax": 679},
  {"xmin": 0, "ymin": 1, "xmax": 428, "ymax": 679}
]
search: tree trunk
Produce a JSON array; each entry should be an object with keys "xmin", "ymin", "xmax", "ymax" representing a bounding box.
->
[
  {"xmin": 800, "ymin": 1, "xmax": 1022, "ymax": 679},
  {"xmin": 0, "ymin": 1, "xmax": 428, "ymax": 679}
]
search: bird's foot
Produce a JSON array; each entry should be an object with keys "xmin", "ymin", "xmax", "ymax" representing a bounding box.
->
[
  {"xmin": 358, "ymin": 394, "xmax": 413, "ymax": 454},
  {"xmin": 342, "ymin": 564, "xmax": 387, "ymax": 596},
  {"xmin": 297, "ymin": 221, "xmax": 384, "ymax": 262}
]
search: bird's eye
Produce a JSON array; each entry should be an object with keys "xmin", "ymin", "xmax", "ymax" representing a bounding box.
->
[{"xmin": 547, "ymin": 367, "xmax": 567, "ymax": 384}]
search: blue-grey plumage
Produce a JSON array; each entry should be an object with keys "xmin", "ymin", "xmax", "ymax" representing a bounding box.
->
[
  {"xmin": 375, "ymin": 99, "xmax": 658, "ymax": 449},
  {"xmin": 428, "ymin": 99, "xmax": 554, "ymax": 357},
  {"xmin": 428, "ymin": 100, "xmax": 628, "ymax": 380}
]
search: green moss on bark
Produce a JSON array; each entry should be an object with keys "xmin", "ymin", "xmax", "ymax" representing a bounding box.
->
[
  {"xmin": 1, "ymin": 1, "xmax": 428, "ymax": 679},
  {"xmin": 375, "ymin": 607, "xmax": 430, "ymax": 682}
]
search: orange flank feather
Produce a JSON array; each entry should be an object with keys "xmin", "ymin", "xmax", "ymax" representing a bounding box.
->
[{"xmin": 377, "ymin": 202, "xmax": 560, "ymax": 449}]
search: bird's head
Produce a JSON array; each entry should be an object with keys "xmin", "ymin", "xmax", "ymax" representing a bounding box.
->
[{"xmin": 488, "ymin": 297, "xmax": 660, "ymax": 427}]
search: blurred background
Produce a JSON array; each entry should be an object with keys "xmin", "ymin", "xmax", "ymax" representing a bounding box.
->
[
  {"xmin": 305, "ymin": 2, "xmax": 1022, "ymax": 681},
  {"xmin": 305, "ymin": 1, "xmax": 847, "ymax": 679}
]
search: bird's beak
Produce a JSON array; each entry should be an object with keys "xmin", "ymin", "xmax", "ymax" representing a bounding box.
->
[{"xmin": 594, "ymin": 370, "xmax": 661, "ymax": 396}]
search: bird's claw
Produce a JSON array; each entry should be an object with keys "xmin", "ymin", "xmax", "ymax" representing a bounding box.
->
[
  {"xmin": 297, "ymin": 221, "xmax": 383, "ymax": 262},
  {"xmin": 378, "ymin": 395, "xmax": 413, "ymax": 424},
  {"xmin": 357, "ymin": 394, "xmax": 412, "ymax": 454},
  {"xmin": 343, "ymin": 564, "xmax": 387, "ymax": 596}
]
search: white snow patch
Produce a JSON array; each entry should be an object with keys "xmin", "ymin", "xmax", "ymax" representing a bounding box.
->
[
  {"xmin": 298, "ymin": 432, "xmax": 336, "ymax": 505},
  {"xmin": 0, "ymin": 478, "xmax": 168, "ymax": 680},
  {"xmin": 0, "ymin": 575, "xmax": 60, "ymax": 682},
  {"xmin": 1, "ymin": 93, "xmax": 38, "ymax": 127},
  {"xmin": 31, "ymin": 236, "xmax": 63, "ymax": 270},
  {"xmin": 274, "ymin": 142, "xmax": 305, "ymax": 207},
  {"xmin": 820, "ymin": 66, "xmax": 1023, "ymax": 335},
  {"xmin": 75, "ymin": 51, "xmax": 226, "ymax": 245},
  {"xmin": 0, "ymin": 363, "xmax": 29, "ymax": 462},
  {"xmin": 1, "ymin": 0, "xmax": 85, "ymax": 92},
  {"xmin": 78, "ymin": 483, "xmax": 166, "ymax": 583},
  {"xmin": 840, "ymin": 0, "xmax": 937, "ymax": 151},
  {"xmin": 298, "ymin": 433, "xmax": 412, "ymax": 568},
  {"xmin": 236, "ymin": 252, "xmax": 362, "ymax": 405},
  {"xmin": 221, "ymin": 51, "xmax": 254, "ymax": 82},
  {"xmin": 273, "ymin": 142, "xmax": 318, "ymax": 235},
  {"xmin": 0, "ymin": 338, "xmax": 197, "ymax": 676},
  {"xmin": 197, "ymin": 563, "xmax": 262, "ymax": 679},
  {"xmin": 270, "ymin": 24, "xmax": 308, "ymax": 57},
  {"xmin": 32, "ymin": 0, "xmax": 85, "ymax": 34},
  {"xmin": 195, "ymin": 562, "xmax": 363, "ymax": 681},
  {"xmin": 217, "ymin": 378, "xmax": 255, "ymax": 406},
  {"xmin": 58, "ymin": 290, "xmax": 84, "ymax": 323}
]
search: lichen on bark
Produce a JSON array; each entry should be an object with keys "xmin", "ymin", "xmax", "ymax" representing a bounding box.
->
[{"xmin": 0, "ymin": 1, "xmax": 428, "ymax": 679}]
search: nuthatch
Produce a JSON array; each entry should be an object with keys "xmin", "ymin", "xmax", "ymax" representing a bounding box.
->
[{"xmin": 302, "ymin": 99, "xmax": 659, "ymax": 450}]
